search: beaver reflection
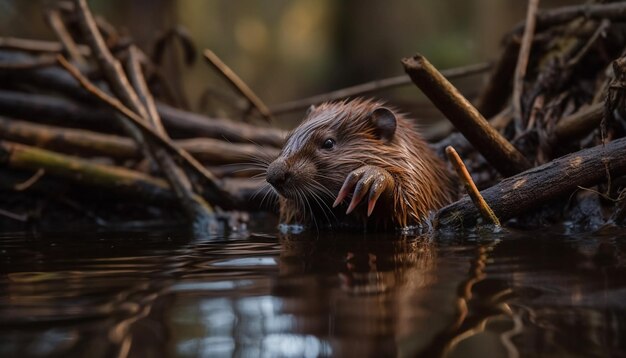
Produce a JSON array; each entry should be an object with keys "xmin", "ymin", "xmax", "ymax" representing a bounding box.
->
[{"xmin": 273, "ymin": 232, "xmax": 437, "ymax": 356}]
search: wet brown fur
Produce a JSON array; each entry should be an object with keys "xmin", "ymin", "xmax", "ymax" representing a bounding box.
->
[{"xmin": 271, "ymin": 98, "xmax": 456, "ymax": 229}]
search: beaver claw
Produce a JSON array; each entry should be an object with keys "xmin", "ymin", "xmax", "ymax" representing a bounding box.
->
[{"xmin": 332, "ymin": 165, "xmax": 394, "ymax": 216}]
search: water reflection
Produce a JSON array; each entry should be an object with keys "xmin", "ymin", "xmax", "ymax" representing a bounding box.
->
[{"xmin": 1, "ymin": 228, "xmax": 626, "ymax": 357}]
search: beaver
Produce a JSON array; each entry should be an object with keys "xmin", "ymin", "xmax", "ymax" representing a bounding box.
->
[{"xmin": 265, "ymin": 98, "xmax": 456, "ymax": 230}]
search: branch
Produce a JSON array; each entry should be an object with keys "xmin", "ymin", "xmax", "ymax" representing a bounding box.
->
[
  {"xmin": 548, "ymin": 103, "xmax": 603, "ymax": 146},
  {"xmin": 0, "ymin": 141, "xmax": 268, "ymax": 210},
  {"xmin": 402, "ymin": 53, "xmax": 531, "ymax": 177},
  {"xmin": 446, "ymin": 146, "xmax": 500, "ymax": 226},
  {"xmin": 73, "ymin": 0, "xmax": 148, "ymax": 119},
  {"xmin": 126, "ymin": 46, "xmax": 167, "ymax": 136},
  {"xmin": 46, "ymin": 8, "xmax": 87, "ymax": 65},
  {"xmin": 436, "ymin": 137, "xmax": 626, "ymax": 228},
  {"xmin": 203, "ymin": 49, "xmax": 273, "ymax": 122},
  {"xmin": 0, "ymin": 37, "xmax": 90, "ymax": 55},
  {"xmin": 269, "ymin": 62, "xmax": 492, "ymax": 115},
  {"xmin": 476, "ymin": 39, "xmax": 520, "ymax": 118},
  {"xmin": 512, "ymin": 0, "xmax": 540, "ymax": 133}
]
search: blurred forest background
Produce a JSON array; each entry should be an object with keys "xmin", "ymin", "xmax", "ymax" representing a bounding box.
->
[{"xmin": 0, "ymin": 0, "xmax": 573, "ymax": 129}]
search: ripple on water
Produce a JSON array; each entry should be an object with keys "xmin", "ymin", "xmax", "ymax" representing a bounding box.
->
[{"xmin": 1, "ymin": 228, "xmax": 626, "ymax": 357}]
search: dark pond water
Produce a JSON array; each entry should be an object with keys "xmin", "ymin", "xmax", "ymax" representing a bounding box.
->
[{"xmin": 1, "ymin": 225, "xmax": 626, "ymax": 357}]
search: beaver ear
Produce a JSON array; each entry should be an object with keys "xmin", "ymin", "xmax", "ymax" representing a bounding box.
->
[
  {"xmin": 306, "ymin": 105, "xmax": 316, "ymax": 116},
  {"xmin": 370, "ymin": 107, "xmax": 397, "ymax": 143}
]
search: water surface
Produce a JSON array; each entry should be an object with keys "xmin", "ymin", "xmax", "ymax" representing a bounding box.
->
[{"xmin": 1, "ymin": 226, "xmax": 626, "ymax": 357}]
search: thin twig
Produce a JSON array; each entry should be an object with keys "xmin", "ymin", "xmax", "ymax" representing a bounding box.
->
[
  {"xmin": 446, "ymin": 146, "xmax": 500, "ymax": 226},
  {"xmin": 270, "ymin": 62, "xmax": 492, "ymax": 115},
  {"xmin": 126, "ymin": 46, "xmax": 167, "ymax": 137},
  {"xmin": 203, "ymin": 49, "xmax": 273, "ymax": 122},
  {"xmin": 0, "ymin": 55, "xmax": 58, "ymax": 70},
  {"xmin": 0, "ymin": 36, "xmax": 90, "ymax": 55},
  {"xmin": 14, "ymin": 168, "xmax": 45, "ymax": 191},
  {"xmin": 46, "ymin": 8, "xmax": 86, "ymax": 65},
  {"xmin": 0, "ymin": 207, "xmax": 28, "ymax": 222},
  {"xmin": 566, "ymin": 19, "xmax": 611, "ymax": 68},
  {"xmin": 513, "ymin": 0, "xmax": 540, "ymax": 133},
  {"xmin": 402, "ymin": 53, "xmax": 531, "ymax": 177},
  {"xmin": 73, "ymin": 0, "xmax": 148, "ymax": 119}
]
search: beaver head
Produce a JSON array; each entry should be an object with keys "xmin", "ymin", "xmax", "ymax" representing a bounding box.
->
[{"xmin": 266, "ymin": 98, "xmax": 455, "ymax": 229}]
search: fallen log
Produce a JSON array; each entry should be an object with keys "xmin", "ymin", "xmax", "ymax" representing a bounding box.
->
[
  {"xmin": 436, "ymin": 137, "xmax": 626, "ymax": 229},
  {"xmin": 0, "ymin": 89, "xmax": 286, "ymax": 147},
  {"xmin": 0, "ymin": 140, "xmax": 173, "ymax": 200},
  {"xmin": 0, "ymin": 140, "xmax": 267, "ymax": 210},
  {"xmin": 157, "ymin": 102, "xmax": 285, "ymax": 147},
  {"xmin": 0, "ymin": 116, "xmax": 278, "ymax": 164},
  {"xmin": 548, "ymin": 102, "xmax": 604, "ymax": 146}
]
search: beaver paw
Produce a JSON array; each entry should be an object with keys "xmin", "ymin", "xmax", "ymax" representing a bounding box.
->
[{"xmin": 332, "ymin": 165, "xmax": 394, "ymax": 216}]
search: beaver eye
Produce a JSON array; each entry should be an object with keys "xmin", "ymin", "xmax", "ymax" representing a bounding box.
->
[{"xmin": 321, "ymin": 138, "xmax": 335, "ymax": 150}]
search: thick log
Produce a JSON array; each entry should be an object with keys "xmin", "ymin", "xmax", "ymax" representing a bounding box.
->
[
  {"xmin": 0, "ymin": 89, "xmax": 286, "ymax": 147},
  {"xmin": 0, "ymin": 89, "xmax": 115, "ymax": 131},
  {"xmin": 436, "ymin": 137, "xmax": 626, "ymax": 228},
  {"xmin": 548, "ymin": 103, "xmax": 603, "ymax": 145},
  {"xmin": 0, "ymin": 117, "xmax": 279, "ymax": 164},
  {"xmin": 0, "ymin": 140, "xmax": 268, "ymax": 210},
  {"xmin": 157, "ymin": 103, "xmax": 285, "ymax": 147},
  {"xmin": 475, "ymin": 41, "xmax": 519, "ymax": 118},
  {"xmin": 0, "ymin": 140, "xmax": 172, "ymax": 200},
  {"xmin": 402, "ymin": 54, "xmax": 531, "ymax": 176}
]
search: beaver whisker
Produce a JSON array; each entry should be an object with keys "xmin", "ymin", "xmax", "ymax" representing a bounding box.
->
[
  {"xmin": 234, "ymin": 162, "xmax": 269, "ymax": 170},
  {"xmin": 297, "ymin": 186, "xmax": 319, "ymax": 232},
  {"xmin": 307, "ymin": 181, "xmax": 337, "ymax": 224},
  {"xmin": 261, "ymin": 188, "xmax": 279, "ymax": 209},
  {"xmin": 267, "ymin": 98, "xmax": 456, "ymax": 230},
  {"xmin": 310, "ymin": 180, "xmax": 337, "ymax": 202},
  {"xmin": 313, "ymin": 173, "xmax": 343, "ymax": 182},
  {"xmin": 251, "ymin": 183, "xmax": 276, "ymax": 208}
]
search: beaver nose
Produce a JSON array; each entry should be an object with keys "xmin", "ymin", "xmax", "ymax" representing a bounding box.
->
[{"xmin": 266, "ymin": 160, "xmax": 290, "ymax": 188}]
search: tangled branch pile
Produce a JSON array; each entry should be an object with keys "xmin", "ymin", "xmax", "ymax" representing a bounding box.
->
[{"xmin": 0, "ymin": 0, "xmax": 283, "ymax": 230}]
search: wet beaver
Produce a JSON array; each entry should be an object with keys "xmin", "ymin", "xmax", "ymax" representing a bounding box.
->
[{"xmin": 265, "ymin": 98, "xmax": 456, "ymax": 230}]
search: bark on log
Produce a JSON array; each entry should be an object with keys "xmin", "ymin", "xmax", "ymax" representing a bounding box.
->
[
  {"xmin": 402, "ymin": 54, "xmax": 531, "ymax": 176},
  {"xmin": 0, "ymin": 140, "xmax": 268, "ymax": 210},
  {"xmin": 0, "ymin": 89, "xmax": 286, "ymax": 147},
  {"xmin": 548, "ymin": 103, "xmax": 604, "ymax": 145},
  {"xmin": 0, "ymin": 140, "xmax": 172, "ymax": 200},
  {"xmin": 0, "ymin": 116, "xmax": 279, "ymax": 164},
  {"xmin": 157, "ymin": 102, "xmax": 285, "ymax": 147},
  {"xmin": 436, "ymin": 137, "xmax": 626, "ymax": 228}
]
